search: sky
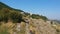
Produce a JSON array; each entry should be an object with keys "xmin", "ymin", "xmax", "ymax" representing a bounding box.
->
[{"xmin": 0, "ymin": 0, "xmax": 60, "ymax": 20}]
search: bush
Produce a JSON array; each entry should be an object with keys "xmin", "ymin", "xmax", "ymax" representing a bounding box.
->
[
  {"xmin": 9, "ymin": 11, "xmax": 23, "ymax": 23},
  {"xmin": 0, "ymin": 8, "xmax": 9, "ymax": 22},
  {"xmin": 31, "ymin": 14, "xmax": 40, "ymax": 19},
  {"xmin": 3, "ymin": 15, "xmax": 8, "ymax": 23},
  {"xmin": 0, "ymin": 15, "xmax": 3, "ymax": 22},
  {"xmin": 31, "ymin": 14, "xmax": 48, "ymax": 20},
  {"xmin": 0, "ymin": 8, "xmax": 24, "ymax": 23}
]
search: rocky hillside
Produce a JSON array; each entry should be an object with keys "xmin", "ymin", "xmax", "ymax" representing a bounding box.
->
[
  {"xmin": 25, "ymin": 19, "xmax": 56, "ymax": 34},
  {"xmin": 0, "ymin": 2, "xmax": 59, "ymax": 34}
]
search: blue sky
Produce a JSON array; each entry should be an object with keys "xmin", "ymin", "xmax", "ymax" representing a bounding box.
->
[{"xmin": 0, "ymin": 0, "xmax": 60, "ymax": 20}]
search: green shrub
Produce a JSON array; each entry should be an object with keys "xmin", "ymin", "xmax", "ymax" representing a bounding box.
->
[
  {"xmin": 9, "ymin": 11, "xmax": 23, "ymax": 23},
  {"xmin": 31, "ymin": 14, "xmax": 48, "ymax": 21}
]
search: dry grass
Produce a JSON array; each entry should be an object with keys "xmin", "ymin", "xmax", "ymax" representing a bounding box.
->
[
  {"xmin": 0, "ymin": 19, "xmax": 58, "ymax": 34},
  {"xmin": 0, "ymin": 21, "xmax": 16, "ymax": 34}
]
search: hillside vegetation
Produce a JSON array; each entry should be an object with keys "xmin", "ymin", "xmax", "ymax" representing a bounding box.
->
[
  {"xmin": 0, "ymin": 2, "xmax": 48, "ymax": 23},
  {"xmin": 0, "ymin": 2, "xmax": 59, "ymax": 34}
]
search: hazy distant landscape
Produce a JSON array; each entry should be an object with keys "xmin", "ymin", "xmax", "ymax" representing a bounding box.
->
[{"xmin": 0, "ymin": 0, "xmax": 60, "ymax": 34}]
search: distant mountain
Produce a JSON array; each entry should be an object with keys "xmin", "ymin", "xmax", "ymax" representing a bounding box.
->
[{"xmin": 52, "ymin": 20, "xmax": 60, "ymax": 24}]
